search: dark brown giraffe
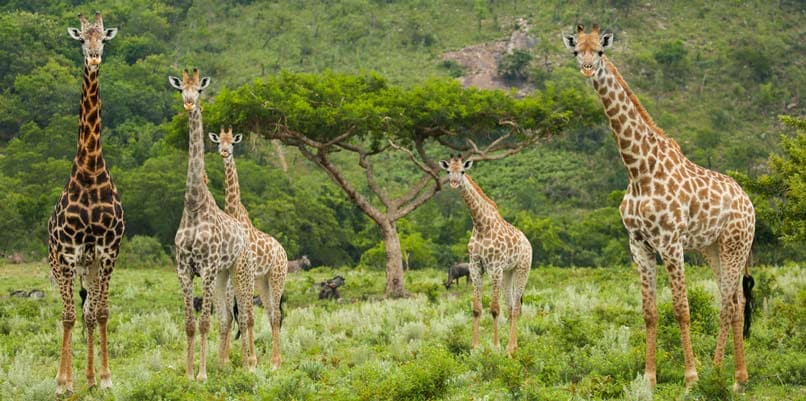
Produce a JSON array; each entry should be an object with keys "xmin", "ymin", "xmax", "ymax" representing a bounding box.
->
[
  {"xmin": 49, "ymin": 12, "xmax": 122, "ymax": 396},
  {"xmin": 563, "ymin": 24, "xmax": 755, "ymax": 391}
]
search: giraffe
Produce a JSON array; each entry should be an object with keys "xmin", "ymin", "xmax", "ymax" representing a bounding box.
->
[
  {"xmin": 169, "ymin": 69, "xmax": 256, "ymax": 381},
  {"xmin": 563, "ymin": 24, "xmax": 755, "ymax": 390},
  {"xmin": 209, "ymin": 126, "xmax": 289, "ymax": 370},
  {"xmin": 48, "ymin": 12, "xmax": 123, "ymax": 395},
  {"xmin": 439, "ymin": 156, "xmax": 532, "ymax": 355}
]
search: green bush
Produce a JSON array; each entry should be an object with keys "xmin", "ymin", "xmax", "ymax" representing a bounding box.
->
[
  {"xmin": 497, "ymin": 50, "xmax": 533, "ymax": 82},
  {"xmin": 117, "ymin": 235, "xmax": 171, "ymax": 269}
]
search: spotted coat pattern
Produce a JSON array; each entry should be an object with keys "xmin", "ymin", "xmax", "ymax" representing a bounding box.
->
[
  {"xmin": 169, "ymin": 70, "xmax": 254, "ymax": 381},
  {"xmin": 209, "ymin": 127, "xmax": 288, "ymax": 370},
  {"xmin": 440, "ymin": 156, "xmax": 532, "ymax": 356},
  {"xmin": 564, "ymin": 24, "xmax": 755, "ymax": 389},
  {"xmin": 49, "ymin": 13, "xmax": 122, "ymax": 396}
]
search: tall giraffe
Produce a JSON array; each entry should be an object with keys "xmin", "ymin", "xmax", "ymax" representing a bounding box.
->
[
  {"xmin": 439, "ymin": 156, "xmax": 532, "ymax": 355},
  {"xmin": 48, "ymin": 13, "xmax": 122, "ymax": 395},
  {"xmin": 563, "ymin": 24, "xmax": 755, "ymax": 390},
  {"xmin": 209, "ymin": 126, "xmax": 289, "ymax": 370},
  {"xmin": 169, "ymin": 69, "xmax": 256, "ymax": 381}
]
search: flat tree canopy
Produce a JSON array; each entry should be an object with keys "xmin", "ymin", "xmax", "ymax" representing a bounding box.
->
[{"xmin": 207, "ymin": 71, "xmax": 592, "ymax": 297}]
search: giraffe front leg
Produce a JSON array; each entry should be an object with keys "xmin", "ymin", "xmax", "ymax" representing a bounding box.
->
[
  {"xmin": 489, "ymin": 268, "xmax": 502, "ymax": 350},
  {"xmin": 468, "ymin": 258, "xmax": 483, "ymax": 350},
  {"xmin": 177, "ymin": 257, "xmax": 197, "ymax": 381},
  {"xmin": 661, "ymin": 244, "xmax": 698, "ymax": 387},
  {"xmin": 630, "ymin": 237, "xmax": 658, "ymax": 388},
  {"xmin": 53, "ymin": 257, "xmax": 77, "ymax": 396}
]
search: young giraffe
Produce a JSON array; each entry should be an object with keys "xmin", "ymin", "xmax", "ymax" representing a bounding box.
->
[
  {"xmin": 169, "ymin": 69, "xmax": 257, "ymax": 381},
  {"xmin": 563, "ymin": 24, "xmax": 755, "ymax": 390},
  {"xmin": 209, "ymin": 126, "xmax": 289, "ymax": 370},
  {"xmin": 440, "ymin": 156, "xmax": 532, "ymax": 355},
  {"xmin": 49, "ymin": 13, "xmax": 122, "ymax": 395}
]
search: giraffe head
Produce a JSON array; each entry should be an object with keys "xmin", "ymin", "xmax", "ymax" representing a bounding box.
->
[
  {"xmin": 439, "ymin": 155, "xmax": 473, "ymax": 189},
  {"xmin": 562, "ymin": 24, "xmax": 613, "ymax": 77},
  {"xmin": 67, "ymin": 12, "xmax": 117, "ymax": 71},
  {"xmin": 208, "ymin": 126, "xmax": 243, "ymax": 160},
  {"xmin": 168, "ymin": 69, "xmax": 211, "ymax": 111}
]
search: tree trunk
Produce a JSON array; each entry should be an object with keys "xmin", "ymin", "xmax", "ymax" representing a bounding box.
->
[{"xmin": 381, "ymin": 221, "xmax": 408, "ymax": 298}]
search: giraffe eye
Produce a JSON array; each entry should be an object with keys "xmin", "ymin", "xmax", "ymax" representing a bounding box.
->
[
  {"xmin": 573, "ymin": 51, "xmax": 578, "ymax": 56},
  {"xmin": 598, "ymin": 51, "xmax": 603, "ymax": 56}
]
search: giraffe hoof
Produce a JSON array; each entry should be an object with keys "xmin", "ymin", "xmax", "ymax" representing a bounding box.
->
[
  {"xmin": 732, "ymin": 382, "xmax": 746, "ymax": 393},
  {"xmin": 271, "ymin": 357, "xmax": 282, "ymax": 371},
  {"xmin": 100, "ymin": 375, "xmax": 113, "ymax": 389},
  {"xmin": 196, "ymin": 372, "xmax": 208, "ymax": 382}
]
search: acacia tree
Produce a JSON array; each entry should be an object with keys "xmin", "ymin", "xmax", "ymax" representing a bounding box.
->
[{"xmin": 208, "ymin": 72, "xmax": 581, "ymax": 297}]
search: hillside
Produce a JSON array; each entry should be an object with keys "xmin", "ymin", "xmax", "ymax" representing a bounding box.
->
[{"xmin": 0, "ymin": 0, "xmax": 804, "ymax": 266}]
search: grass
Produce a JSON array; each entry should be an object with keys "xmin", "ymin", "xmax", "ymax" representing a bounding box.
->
[{"xmin": 0, "ymin": 261, "xmax": 803, "ymax": 400}]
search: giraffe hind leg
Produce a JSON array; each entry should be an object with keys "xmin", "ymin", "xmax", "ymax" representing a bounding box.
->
[
  {"xmin": 96, "ymin": 252, "xmax": 117, "ymax": 389},
  {"xmin": 83, "ymin": 262, "xmax": 101, "ymax": 389},
  {"xmin": 52, "ymin": 252, "xmax": 77, "ymax": 396}
]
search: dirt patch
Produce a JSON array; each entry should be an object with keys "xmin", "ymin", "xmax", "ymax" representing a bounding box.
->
[{"xmin": 442, "ymin": 17, "xmax": 538, "ymax": 94}]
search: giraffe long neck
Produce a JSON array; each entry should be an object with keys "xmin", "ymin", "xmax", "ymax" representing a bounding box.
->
[
  {"xmin": 593, "ymin": 57, "xmax": 681, "ymax": 181},
  {"xmin": 185, "ymin": 107, "xmax": 212, "ymax": 210},
  {"xmin": 458, "ymin": 175, "xmax": 500, "ymax": 230},
  {"xmin": 223, "ymin": 156, "xmax": 249, "ymax": 222},
  {"xmin": 74, "ymin": 61, "xmax": 107, "ymax": 174}
]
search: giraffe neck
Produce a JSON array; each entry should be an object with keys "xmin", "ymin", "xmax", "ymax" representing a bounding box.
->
[
  {"xmin": 458, "ymin": 175, "xmax": 500, "ymax": 230},
  {"xmin": 74, "ymin": 61, "xmax": 107, "ymax": 174},
  {"xmin": 185, "ymin": 107, "xmax": 213, "ymax": 210},
  {"xmin": 222, "ymin": 156, "xmax": 249, "ymax": 222},
  {"xmin": 593, "ymin": 56, "xmax": 682, "ymax": 181}
]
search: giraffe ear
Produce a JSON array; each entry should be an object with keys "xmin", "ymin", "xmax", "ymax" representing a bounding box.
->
[
  {"xmin": 232, "ymin": 134, "xmax": 243, "ymax": 144},
  {"xmin": 208, "ymin": 132, "xmax": 220, "ymax": 143},
  {"xmin": 562, "ymin": 34, "xmax": 576, "ymax": 50},
  {"xmin": 199, "ymin": 77, "xmax": 212, "ymax": 90},
  {"xmin": 600, "ymin": 33, "xmax": 613, "ymax": 49},
  {"xmin": 463, "ymin": 160, "xmax": 473, "ymax": 170},
  {"xmin": 103, "ymin": 28, "xmax": 118, "ymax": 42},
  {"xmin": 439, "ymin": 160, "xmax": 450, "ymax": 170},
  {"xmin": 67, "ymin": 27, "xmax": 82, "ymax": 41},
  {"xmin": 168, "ymin": 76, "xmax": 183, "ymax": 91}
]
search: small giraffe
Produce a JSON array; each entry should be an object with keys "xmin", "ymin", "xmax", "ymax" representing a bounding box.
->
[
  {"xmin": 563, "ymin": 24, "xmax": 755, "ymax": 390},
  {"xmin": 209, "ymin": 126, "xmax": 289, "ymax": 370},
  {"xmin": 49, "ymin": 12, "xmax": 122, "ymax": 395},
  {"xmin": 169, "ymin": 69, "xmax": 256, "ymax": 381},
  {"xmin": 440, "ymin": 156, "xmax": 532, "ymax": 355}
]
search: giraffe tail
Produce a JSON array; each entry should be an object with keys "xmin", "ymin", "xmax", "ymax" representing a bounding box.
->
[
  {"xmin": 742, "ymin": 250, "xmax": 755, "ymax": 339},
  {"xmin": 233, "ymin": 296, "xmax": 241, "ymax": 340},
  {"xmin": 79, "ymin": 279, "xmax": 88, "ymax": 339}
]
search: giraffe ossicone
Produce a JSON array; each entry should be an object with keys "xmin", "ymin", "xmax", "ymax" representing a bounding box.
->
[
  {"xmin": 564, "ymin": 24, "xmax": 755, "ymax": 392},
  {"xmin": 440, "ymin": 155, "xmax": 532, "ymax": 356},
  {"xmin": 49, "ymin": 12, "xmax": 123, "ymax": 396}
]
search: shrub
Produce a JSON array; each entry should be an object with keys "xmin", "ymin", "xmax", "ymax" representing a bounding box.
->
[
  {"xmin": 497, "ymin": 50, "xmax": 533, "ymax": 82},
  {"xmin": 117, "ymin": 235, "xmax": 171, "ymax": 268}
]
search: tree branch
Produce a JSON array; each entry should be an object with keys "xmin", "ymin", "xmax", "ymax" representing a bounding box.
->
[{"xmin": 295, "ymin": 145, "xmax": 387, "ymax": 226}]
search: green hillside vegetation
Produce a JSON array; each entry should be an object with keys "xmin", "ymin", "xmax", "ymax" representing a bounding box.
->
[
  {"xmin": 1, "ymin": 263, "xmax": 804, "ymax": 400},
  {"xmin": 1, "ymin": 0, "xmax": 803, "ymax": 268}
]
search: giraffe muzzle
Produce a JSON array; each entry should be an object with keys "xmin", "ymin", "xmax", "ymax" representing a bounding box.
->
[
  {"xmin": 581, "ymin": 65, "xmax": 595, "ymax": 77},
  {"xmin": 88, "ymin": 57, "xmax": 102, "ymax": 65},
  {"xmin": 183, "ymin": 102, "xmax": 195, "ymax": 110}
]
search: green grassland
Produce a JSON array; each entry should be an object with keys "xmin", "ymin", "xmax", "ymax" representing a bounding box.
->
[{"xmin": 1, "ymin": 262, "xmax": 803, "ymax": 400}]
